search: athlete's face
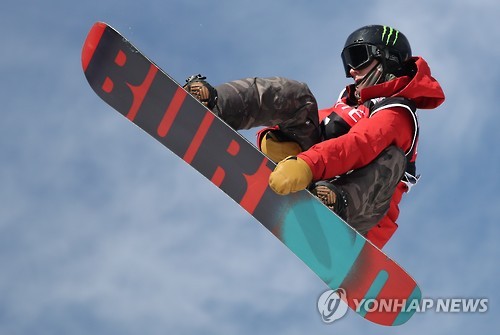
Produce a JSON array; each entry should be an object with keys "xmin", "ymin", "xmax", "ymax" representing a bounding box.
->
[{"xmin": 349, "ymin": 59, "xmax": 379, "ymax": 83}]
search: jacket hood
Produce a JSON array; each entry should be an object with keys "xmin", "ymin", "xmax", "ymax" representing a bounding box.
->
[{"xmin": 359, "ymin": 57, "xmax": 445, "ymax": 109}]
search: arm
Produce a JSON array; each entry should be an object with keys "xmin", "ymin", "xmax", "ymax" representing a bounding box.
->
[{"xmin": 298, "ymin": 107, "xmax": 415, "ymax": 181}]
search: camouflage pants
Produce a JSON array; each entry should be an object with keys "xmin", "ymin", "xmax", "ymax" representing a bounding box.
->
[
  {"xmin": 326, "ymin": 146, "xmax": 406, "ymax": 235},
  {"xmin": 214, "ymin": 77, "xmax": 321, "ymax": 150},
  {"xmin": 213, "ymin": 77, "xmax": 405, "ymax": 235}
]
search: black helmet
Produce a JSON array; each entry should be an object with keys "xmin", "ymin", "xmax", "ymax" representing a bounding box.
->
[{"xmin": 341, "ymin": 25, "xmax": 412, "ymax": 77}]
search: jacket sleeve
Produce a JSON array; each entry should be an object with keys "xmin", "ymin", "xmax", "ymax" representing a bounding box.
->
[
  {"xmin": 298, "ymin": 107, "xmax": 415, "ymax": 181},
  {"xmin": 214, "ymin": 77, "xmax": 321, "ymax": 150}
]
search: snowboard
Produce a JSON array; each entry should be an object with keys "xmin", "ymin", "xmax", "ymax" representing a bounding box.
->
[{"xmin": 82, "ymin": 22, "xmax": 421, "ymax": 326}]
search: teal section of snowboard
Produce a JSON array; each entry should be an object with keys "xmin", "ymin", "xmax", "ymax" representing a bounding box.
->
[
  {"xmin": 282, "ymin": 198, "xmax": 365, "ymax": 289},
  {"xmin": 357, "ymin": 270, "xmax": 389, "ymax": 317},
  {"xmin": 392, "ymin": 286, "xmax": 423, "ymax": 325}
]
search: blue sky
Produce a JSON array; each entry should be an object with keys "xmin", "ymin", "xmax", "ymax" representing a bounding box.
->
[{"xmin": 0, "ymin": 0, "xmax": 498, "ymax": 334}]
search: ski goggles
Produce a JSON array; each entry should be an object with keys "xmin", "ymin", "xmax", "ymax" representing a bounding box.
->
[{"xmin": 341, "ymin": 44, "xmax": 380, "ymax": 76}]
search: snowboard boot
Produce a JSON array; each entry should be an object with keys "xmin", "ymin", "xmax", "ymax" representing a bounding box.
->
[
  {"xmin": 311, "ymin": 180, "xmax": 348, "ymax": 220},
  {"xmin": 183, "ymin": 74, "xmax": 218, "ymax": 109}
]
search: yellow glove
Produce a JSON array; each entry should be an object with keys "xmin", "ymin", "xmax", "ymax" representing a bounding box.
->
[
  {"xmin": 269, "ymin": 156, "xmax": 313, "ymax": 195},
  {"xmin": 260, "ymin": 132, "xmax": 302, "ymax": 163}
]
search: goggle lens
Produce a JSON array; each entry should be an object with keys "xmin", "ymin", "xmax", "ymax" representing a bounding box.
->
[{"xmin": 341, "ymin": 44, "xmax": 379, "ymax": 75}]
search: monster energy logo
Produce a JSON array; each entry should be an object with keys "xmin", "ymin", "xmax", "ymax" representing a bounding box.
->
[{"xmin": 382, "ymin": 26, "xmax": 399, "ymax": 46}]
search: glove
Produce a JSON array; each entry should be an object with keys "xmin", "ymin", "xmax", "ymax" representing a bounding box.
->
[
  {"xmin": 183, "ymin": 74, "xmax": 218, "ymax": 109},
  {"xmin": 269, "ymin": 156, "xmax": 313, "ymax": 195},
  {"xmin": 260, "ymin": 131, "xmax": 302, "ymax": 163}
]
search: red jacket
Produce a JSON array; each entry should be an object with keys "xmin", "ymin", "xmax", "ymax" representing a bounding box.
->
[{"xmin": 299, "ymin": 57, "xmax": 445, "ymax": 248}]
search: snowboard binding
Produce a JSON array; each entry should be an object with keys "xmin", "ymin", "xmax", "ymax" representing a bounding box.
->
[{"xmin": 183, "ymin": 74, "xmax": 218, "ymax": 109}]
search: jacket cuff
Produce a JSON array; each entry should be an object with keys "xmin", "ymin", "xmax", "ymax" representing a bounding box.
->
[{"xmin": 297, "ymin": 151, "xmax": 323, "ymax": 181}]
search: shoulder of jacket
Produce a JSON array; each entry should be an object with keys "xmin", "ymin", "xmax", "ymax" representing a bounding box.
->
[{"xmin": 371, "ymin": 97, "xmax": 416, "ymax": 112}]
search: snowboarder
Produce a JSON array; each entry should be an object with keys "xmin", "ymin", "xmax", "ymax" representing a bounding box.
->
[{"xmin": 183, "ymin": 25, "xmax": 445, "ymax": 248}]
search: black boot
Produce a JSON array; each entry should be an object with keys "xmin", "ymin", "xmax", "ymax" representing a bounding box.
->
[
  {"xmin": 183, "ymin": 74, "xmax": 218, "ymax": 109},
  {"xmin": 311, "ymin": 180, "xmax": 348, "ymax": 220}
]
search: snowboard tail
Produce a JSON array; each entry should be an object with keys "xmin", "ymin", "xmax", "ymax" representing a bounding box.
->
[{"xmin": 82, "ymin": 22, "xmax": 421, "ymax": 326}]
